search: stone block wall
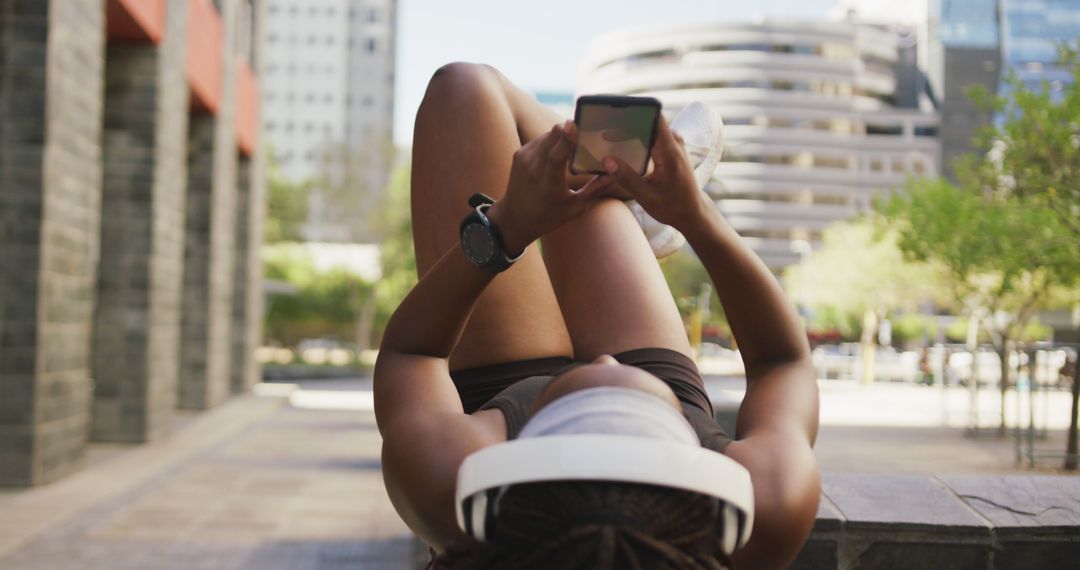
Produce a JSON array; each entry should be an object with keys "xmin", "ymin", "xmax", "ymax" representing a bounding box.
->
[
  {"xmin": 93, "ymin": 0, "xmax": 190, "ymax": 442},
  {"xmin": 179, "ymin": 0, "xmax": 240, "ymax": 411},
  {"xmin": 791, "ymin": 474, "xmax": 1080, "ymax": 570},
  {"xmin": 0, "ymin": 0, "xmax": 106, "ymax": 485},
  {"xmin": 231, "ymin": 154, "xmax": 263, "ymax": 394},
  {"xmin": 1, "ymin": 0, "xmax": 264, "ymax": 486}
]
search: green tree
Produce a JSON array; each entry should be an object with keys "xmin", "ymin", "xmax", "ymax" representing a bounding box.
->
[
  {"xmin": 971, "ymin": 41, "xmax": 1080, "ymax": 238},
  {"xmin": 264, "ymin": 153, "xmax": 311, "ymax": 243},
  {"xmin": 969, "ymin": 41, "xmax": 1080, "ymax": 466},
  {"xmin": 315, "ymin": 137, "xmax": 398, "ymax": 242},
  {"xmin": 262, "ymin": 243, "xmax": 373, "ymax": 347},
  {"xmin": 881, "ymin": 176, "xmax": 1077, "ymax": 436},
  {"xmin": 783, "ymin": 218, "xmax": 947, "ymax": 383},
  {"xmin": 372, "ymin": 163, "xmax": 418, "ymax": 346}
]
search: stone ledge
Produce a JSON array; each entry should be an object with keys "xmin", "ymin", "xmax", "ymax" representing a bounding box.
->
[
  {"xmin": 792, "ymin": 473, "xmax": 1080, "ymax": 570},
  {"xmin": 408, "ymin": 473, "xmax": 1080, "ymax": 569}
]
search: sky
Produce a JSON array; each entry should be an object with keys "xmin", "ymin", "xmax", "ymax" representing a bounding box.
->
[{"xmin": 394, "ymin": 0, "xmax": 840, "ymax": 146}]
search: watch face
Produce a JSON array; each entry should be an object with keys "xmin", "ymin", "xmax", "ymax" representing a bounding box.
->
[{"xmin": 462, "ymin": 222, "xmax": 496, "ymax": 263}]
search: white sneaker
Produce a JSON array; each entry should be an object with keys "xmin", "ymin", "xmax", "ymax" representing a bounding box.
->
[
  {"xmin": 631, "ymin": 102, "xmax": 724, "ymax": 259},
  {"xmin": 671, "ymin": 101, "xmax": 724, "ymax": 190}
]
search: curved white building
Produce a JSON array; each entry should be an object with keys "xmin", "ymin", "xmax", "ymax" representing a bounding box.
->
[{"xmin": 580, "ymin": 21, "xmax": 940, "ymax": 268}]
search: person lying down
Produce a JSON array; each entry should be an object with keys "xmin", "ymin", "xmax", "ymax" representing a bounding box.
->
[{"xmin": 375, "ymin": 62, "xmax": 820, "ymax": 570}]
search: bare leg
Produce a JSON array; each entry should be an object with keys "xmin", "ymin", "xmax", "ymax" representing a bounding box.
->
[
  {"xmin": 411, "ymin": 63, "xmax": 689, "ymax": 370},
  {"xmin": 541, "ymin": 199, "xmax": 692, "ymax": 360},
  {"xmin": 411, "ymin": 63, "xmax": 573, "ymax": 370}
]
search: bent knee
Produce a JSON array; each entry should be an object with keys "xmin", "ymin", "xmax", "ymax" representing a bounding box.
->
[{"xmin": 425, "ymin": 62, "xmax": 501, "ymax": 100}]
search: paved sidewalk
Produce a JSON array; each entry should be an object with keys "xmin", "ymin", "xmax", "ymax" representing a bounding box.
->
[
  {"xmin": 0, "ymin": 381, "xmax": 417, "ymax": 570},
  {"xmin": 2, "ymin": 374, "xmax": 1074, "ymax": 570},
  {"xmin": 705, "ymin": 375, "xmax": 1077, "ymax": 475}
]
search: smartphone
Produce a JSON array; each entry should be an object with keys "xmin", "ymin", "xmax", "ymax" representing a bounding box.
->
[{"xmin": 570, "ymin": 95, "xmax": 662, "ymax": 176}]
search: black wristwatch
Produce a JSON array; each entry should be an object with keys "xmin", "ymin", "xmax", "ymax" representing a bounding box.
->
[{"xmin": 460, "ymin": 193, "xmax": 525, "ymax": 273}]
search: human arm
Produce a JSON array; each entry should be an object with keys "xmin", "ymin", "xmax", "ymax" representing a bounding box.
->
[
  {"xmin": 603, "ymin": 117, "xmax": 820, "ymax": 569},
  {"xmin": 375, "ymin": 121, "xmax": 612, "ymax": 548}
]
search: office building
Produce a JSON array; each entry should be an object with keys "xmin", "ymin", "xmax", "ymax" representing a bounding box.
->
[
  {"xmin": 580, "ymin": 21, "xmax": 940, "ymax": 268},
  {"xmin": 836, "ymin": 0, "xmax": 1080, "ymax": 176},
  {"xmin": 262, "ymin": 0, "xmax": 397, "ymax": 242}
]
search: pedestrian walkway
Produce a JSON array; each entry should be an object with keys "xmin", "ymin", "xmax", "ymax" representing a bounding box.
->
[
  {"xmin": 2, "ymin": 375, "xmax": 1073, "ymax": 569},
  {"xmin": 0, "ymin": 381, "xmax": 418, "ymax": 570}
]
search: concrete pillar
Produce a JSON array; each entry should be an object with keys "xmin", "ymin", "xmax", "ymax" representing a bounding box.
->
[
  {"xmin": 179, "ymin": 0, "xmax": 239, "ymax": 410},
  {"xmin": 92, "ymin": 0, "xmax": 190, "ymax": 442},
  {"xmin": 0, "ymin": 0, "xmax": 105, "ymax": 485}
]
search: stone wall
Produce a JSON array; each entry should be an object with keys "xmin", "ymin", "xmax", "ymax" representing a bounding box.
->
[
  {"xmin": 179, "ymin": 0, "xmax": 240, "ymax": 411},
  {"xmin": 231, "ymin": 154, "xmax": 263, "ymax": 394},
  {"xmin": 2, "ymin": 0, "xmax": 264, "ymax": 485},
  {"xmin": 791, "ymin": 473, "xmax": 1080, "ymax": 570},
  {"xmin": 93, "ymin": 0, "xmax": 190, "ymax": 443},
  {"xmin": 0, "ymin": 0, "xmax": 106, "ymax": 485}
]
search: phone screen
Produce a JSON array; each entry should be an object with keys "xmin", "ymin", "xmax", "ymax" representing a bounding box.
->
[{"xmin": 571, "ymin": 96, "xmax": 661, "ymax": 176}]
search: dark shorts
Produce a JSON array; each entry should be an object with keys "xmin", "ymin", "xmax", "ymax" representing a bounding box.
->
[{"xmin": 450, "ymin": 347, "xmax": 714, "ymax": 415}]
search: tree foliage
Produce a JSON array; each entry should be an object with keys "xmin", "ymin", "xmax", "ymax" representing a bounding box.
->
[
  {"xmin": 372, "ymin": 162, "xmax": 418, "ymax": 345},
  {"xmin": 880, "ymin": 176, "xmax": 1076, "ymax": 342},
  {"xmin": 783, "ymin": 218, "xmax": 947, "ymax": 324},
  {"xmin": 879, "ymin": 70, "xmax": 1080, "ymax": 432},
  {"xmin": 264, "ymin": 155, "xmax": 311, "ymax": 243},
  {"xmin": 262, "ymin": 244, "xmax": 372, "ymax": 346},
  {"xmin": 969, "ymin": 40, "xmax": 1080, "ymax": 238}
]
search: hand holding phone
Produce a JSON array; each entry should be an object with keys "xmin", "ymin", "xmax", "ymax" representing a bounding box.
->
[{"xmin": 570, "ymin": 95, "xmax": 661, "ymax": 176}]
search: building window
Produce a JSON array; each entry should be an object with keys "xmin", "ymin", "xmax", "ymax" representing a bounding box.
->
[
  {"xmin": 362, "ymin": 95, "xmax": 374, "ymax": 107},
  {"xmin": 367, "ymin": 38, "xmax": 377, "ymax": 53},
  {"xmin": 266, "ymin": 121, "xmax": 276, "ymax": 131},
  {"xmin": 367, "ymin": 8, "xmax": 378, "ymax": 22}
]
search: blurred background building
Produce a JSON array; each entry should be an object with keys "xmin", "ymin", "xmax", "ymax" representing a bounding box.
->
[
  {"xmin": 262, "ymin": 0, "xmax": 397, "ymax": 242},
  {"xmin": 580, "ymin": 21, "xmax": 940, "ymax": 268},
  {"xmin": 0, "ymin": 0, "xmax": 265, "ymax": 486},
  {"xmin": 836, "ymin": 0, "xmax": 1080, "ymax": 177},
  {"xmin": 579, "ymin": 0, "xmax": 1080, "ymax": 269}
]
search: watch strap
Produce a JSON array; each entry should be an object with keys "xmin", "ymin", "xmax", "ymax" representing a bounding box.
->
[{"xmin": 460, "ymin": 196, "xmax": 525, "ymax": 273}]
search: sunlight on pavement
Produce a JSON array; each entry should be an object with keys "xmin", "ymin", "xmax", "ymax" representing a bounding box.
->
[{"xmin": 289, "ymin": 389, "xmax": 375, "ymax": 411}]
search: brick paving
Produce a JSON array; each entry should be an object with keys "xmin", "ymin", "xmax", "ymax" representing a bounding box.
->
[{"xmin": 0, "ymin": 382, "xmax": 419, "ymax": 570}]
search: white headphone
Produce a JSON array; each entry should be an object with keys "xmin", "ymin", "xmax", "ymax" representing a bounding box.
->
[{"xmin": 455, "ymin": 434, "xmax": 754, "ymax": 556}]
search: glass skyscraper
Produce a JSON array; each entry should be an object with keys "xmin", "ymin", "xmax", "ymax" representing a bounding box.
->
[
  {"xmin": 939, "ymin": 0, "xmax": 1001, "ymax": 46},
  {"xmin": 1000, "ymin": 0, "xmax": 1080, "ymax": 96},
  {"xmin": 923, "ymin": 0, "xmax": 1080, "ymax": 174}
]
